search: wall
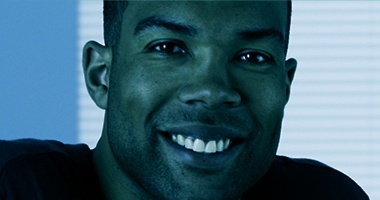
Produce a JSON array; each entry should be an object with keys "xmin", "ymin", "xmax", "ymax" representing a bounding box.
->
[{"xmin": 0, "ymin": 1, "xmax": 77, "ymax": 143}]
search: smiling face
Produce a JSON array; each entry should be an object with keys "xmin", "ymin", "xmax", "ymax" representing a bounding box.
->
[{"xmin": 96, "ymin": 1, "xmax": 295, "ymax": 199}]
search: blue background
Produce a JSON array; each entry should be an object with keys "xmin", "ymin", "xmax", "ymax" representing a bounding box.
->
[{"xmin": 0, "ymin": 1, "xmax": 77, "ymax": 143}]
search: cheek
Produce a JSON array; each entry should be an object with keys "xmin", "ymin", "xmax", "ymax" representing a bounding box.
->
[
  {"xmin": 241, "ymin": 80, "xmax": 286, "ymax": 114},
  {"xmin": 236, "ymin": 74, "xmax": 287, "ymax": 136},
  {"xmin": 109, "ymin": 65, "xmax": 181, "ymax": 132}
]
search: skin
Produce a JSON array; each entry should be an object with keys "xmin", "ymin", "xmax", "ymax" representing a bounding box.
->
[{"xmin": 83, "ymin": 1, "xmax": 297, "ymax": 200}]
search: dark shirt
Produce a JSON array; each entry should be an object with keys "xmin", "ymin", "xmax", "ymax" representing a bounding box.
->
[{"xmin": 0, "ymin": 139, "xmax": 369, "ymax": 200}]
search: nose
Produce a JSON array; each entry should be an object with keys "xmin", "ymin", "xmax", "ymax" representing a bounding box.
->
[
  {"xmin": 178, "ymin": 76, "xmax": 241, "ymax": 110},
  {"xmin": 178, "ymin": 46, "xmax": 242, "ymax": 109}
]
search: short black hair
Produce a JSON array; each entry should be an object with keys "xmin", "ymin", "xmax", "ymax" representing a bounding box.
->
[
  {"xmin": 103, "ymin": 1, "xmax": 292, "ymax": 55},
  {"xmin": 103, "ymin": 1, "xmax": 129, "ymax": 53}
]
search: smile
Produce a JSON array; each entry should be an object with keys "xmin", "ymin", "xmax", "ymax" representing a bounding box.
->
[
  {"xmin": 158, "ymin": 125, "xmax": 247, "ymax": 170},
  {"xmin": 171, "ymin": 134, "xmax": 231, "ymax": 154}
]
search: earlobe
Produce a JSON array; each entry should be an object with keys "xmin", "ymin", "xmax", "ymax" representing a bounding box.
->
[
  {"xmin": 285, "ymin": 58, "xmax": 297, "ymax": 102},
  {"xmin": 82, "ymin": 41, "xmax": 112, "ymax": 109}
]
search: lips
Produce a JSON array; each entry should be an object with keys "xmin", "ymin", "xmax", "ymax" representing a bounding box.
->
[
  {"xmin": 159, "ymin": 125, "xmax": 245, "ymax": 150},
  {"xmin": 157, "ymin": 124, "xmax": 247, "ymax": 169}
]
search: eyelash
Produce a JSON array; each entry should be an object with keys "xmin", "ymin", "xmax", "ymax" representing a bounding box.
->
[
  {"xmin": 145, "ymin": 41, "xmax": 274, "ymax": 65},
  {"xmin": 146, "ymin": 40, "xmax": 188, "ymax": 55},
  {"xmin": 234, "ymin": 50, "xmax": 274, "ymax": 65}
]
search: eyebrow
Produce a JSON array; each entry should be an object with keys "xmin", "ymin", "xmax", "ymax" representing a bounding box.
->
[
  {"xmin": 237, "ymin": 29, "xmax": 285, "ymax": 45},
  {"xmin": 134, "ymin": 16, "xmax": 198, "ymax": 37},
  {"xmin": 134, "ymin": 16, "xmax": 284, "ymax": 46}
]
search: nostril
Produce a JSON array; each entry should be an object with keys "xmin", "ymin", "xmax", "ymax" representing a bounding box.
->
[
  {"xmin": 224, "ymin": 92, "xmax": 241, "ymax": 107},
  {"xmin": 226, "ymin": 100, "xmax": 241, "ymax": 108}
]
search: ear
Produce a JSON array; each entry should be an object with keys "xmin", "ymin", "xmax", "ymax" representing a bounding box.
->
[
  {"xmin": 82, "ymin": 41, "xmax": 112, "ymax": 109},
  {"xmin": 284, "ymin": 58, "xmax": 297, "ymax": 102}
]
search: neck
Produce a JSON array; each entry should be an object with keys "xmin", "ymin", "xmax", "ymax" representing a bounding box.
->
[{"xmin": 93, "ymin": 128, "xmax": 150, "ymax": 200}]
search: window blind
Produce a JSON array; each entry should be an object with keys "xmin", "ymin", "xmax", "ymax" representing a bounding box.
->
[
  {"xmin": 78, "ymin": 1, "xmax": 104, "ymax": 147},
  {"xmin": 78, "ymin": 1, "xmax": 380, "ymax": 198},
  {"xmin": 278, "ymin": 2, "xmax": 380, "ymax": 199}
]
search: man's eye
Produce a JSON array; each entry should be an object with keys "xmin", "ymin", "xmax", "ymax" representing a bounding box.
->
[
  {"xmin": 147, "ymin": 42, "xmax": 186, "ymax": 54},
  {"xmin": 237, "ymin": 51, "xmax": 273, "ymax": 64}
]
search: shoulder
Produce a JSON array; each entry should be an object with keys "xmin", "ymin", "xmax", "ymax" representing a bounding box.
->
[
  {"xmin": 0, "ymin": 138, "xmax": 90, "ymax": 158},
  {"xmin": 0, "ymin": 139, "xmax": 91, "ymax": 169},
  {"xmin": 244, "ymin": 155, "xmax": 369, "ymax": 200},
  {"xmin": 0, "ymin": 139, "xmax": 99, "ymax": 199}
]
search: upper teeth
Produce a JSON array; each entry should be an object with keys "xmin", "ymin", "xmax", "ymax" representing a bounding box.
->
[{"xmin": 171, "ymin": 134, "xmax": 231, "ymax": 154}]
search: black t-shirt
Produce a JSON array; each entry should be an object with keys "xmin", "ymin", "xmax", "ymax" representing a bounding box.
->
[{"xmin": 0, "ymin": 139, "xmax": 369, "ymax": 200}]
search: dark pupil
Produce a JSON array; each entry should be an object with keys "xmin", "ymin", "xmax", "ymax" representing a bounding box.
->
[
  {"xmin": 246, "ymin": 53, "xmax": 262, "ymax": 62},
  {"xmin": 159, "ymin": 44, "xmax": 174, "ymax": 52}
]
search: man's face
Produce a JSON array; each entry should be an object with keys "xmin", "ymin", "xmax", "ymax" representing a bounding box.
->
[{"xmin": 106, "ymin": 1, "xmax": 293, "ymax": 199}]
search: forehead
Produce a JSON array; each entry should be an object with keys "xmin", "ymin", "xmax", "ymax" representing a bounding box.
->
[{"xmin": 123, "ymin": 1, "xmax": 288, "ymax": 38}]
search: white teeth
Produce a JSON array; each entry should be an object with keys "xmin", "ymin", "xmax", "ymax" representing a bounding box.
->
[
  {"xmin": 171, "ymin": 134, "xmax": 232, "ymax": 154},
  {"xmin": 205, "ymin": 140, "xmax": 217, "ymax": 153},
  {"xmin": 224, "ymin": 138, "xmax": 231, "ymax": 150},
  {"xmin": 185, "ymin": 138, "xmax": 193, "ymax": 149},
  {"xmin": 193, "ymin": 139, "xmax": 205, "ymax": 152},
  {"xmin": 177, "ymin": 134, "xmax": 185, "ymax": 146},
  {"xmin": 217, "ymin": 139, "xmax": 224, "ymax": 152}
]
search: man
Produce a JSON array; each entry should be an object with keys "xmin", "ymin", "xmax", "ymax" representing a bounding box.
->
[{"xmin": 0, "ymin": 1, "xmax": 369, "ymax": 200}]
